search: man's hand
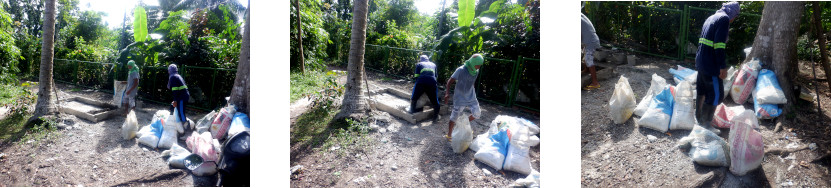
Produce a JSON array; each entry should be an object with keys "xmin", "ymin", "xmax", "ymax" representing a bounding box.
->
[
  {"xmin": 719, "ymin": 68, "xmax": 728, "ymax": 79},
  {"xmin": 171, "ymin": 101, "xmax": 177, "ymax": 107},
  {"xmin": 443, "ymin": 93, "xmax": 450, "ymax": 104}
]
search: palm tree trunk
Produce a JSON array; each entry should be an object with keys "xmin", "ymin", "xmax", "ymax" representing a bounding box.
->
[
  {"xmin": 30, "ymin": 0, "xmax": 58, "ymax": 124},
  {"xmin": 229, "ymin": 3, "xmax": 250, "ymax": 115},
  {"xmin": 336, "ymin": 0, "xmax": 370, "ymax": 120},
  {"xmin": 295, "ymin": 0, "xmax": 305, "ymax": 73}
]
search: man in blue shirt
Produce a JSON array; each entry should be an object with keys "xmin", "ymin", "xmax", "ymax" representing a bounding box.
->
[
  {"xmin": 444, "ymin": 54, "xmax": 483, "ymax": 141},
  {"xmin": 167, "ymin": 64, "xmax": 191, "ymax": 128},
  {"xmin": 696, "ymin": 2, "xmax": 739, "ymax": 127},
  {"xmin": 410, "ymin": 55, "xmax": 440, "ymax": 121}
]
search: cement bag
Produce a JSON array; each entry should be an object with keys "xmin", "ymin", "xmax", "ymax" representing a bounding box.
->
[
  {"xmin": 187, "ymin": 132, "xmax": 220, "ymax": 176},
  {"xmin": 114, "ymin": 81, "xmax": 126, "ymax": 107},
  {"xmin": 515, "ymin": 117, "xmax": 540, "ymax": 135},
  {"xmin": 528, "ymin": 135, "xmax": 540, "ymax": 147},
  {"xmin": 196, "ymin": 111, "xmax": 217, "ymax": 134},
  {"xmin": 451, "ymin": 115, "xmax": 474, "ymax": 153},
  {"xmin": 731, "ymin": 59, "xmax": 761, "ymax": 104},
  {"xmin": 729, "ymin": 110, "xmax": 765, "ymax": 176},
  {"xmin": 158, "ymin": 126, "xmax": 178, "ymax": 149},
  {"xmin": 470, "ymin": 133, "xmax": 490, "ymax": 152},
  {"xmin": 211, "ymin": 105, "xmax": 237, "ymax": 140},
  {"xmin": 723, "ymin": 66, "xmax": 738, "ymax": 100},
  {"xmin": 679, "ymin": 126, "xmax": 730, "ymax": 167},
  {"xmin": 226, "ymin": 112, "xmax": 250, "ymax": 140},
  {"xmin": 753, "ymin": 94, "xmax": 781, "ymax": 119},
  {"xmin": 163, "ymin": 144, "xmax": 192, "ymax": 169},
  {"xmin": 137, "ymin": 119, "xmax": 164, "ymax": 148},
  {"xmin": 609, "ymin": 76, "xmax": 637, "ymax": 124},
  {"xmin": 503, "ymin": 126, "xmax": 534, "ymax": 175},
  {"xmin": 122, "ymin": 110, "xmax": 139, "ymax": 140},
  {"xmin": 167, "ymin": 108, "xmax": 185, "ymax": 135},
  {"xmin": 634, "ymin": 74, "xmax": 668, "ymax": 117},
  {"xmin": 755, "ymin": 69, "xmax": 787, "ymax": 104},
  {"xmin": 670, "ymin": 81, "xmax": 696, "ymax": 130},
  {"xmin": 638, "ymin": 87, "xmax": 674, "ymax": 133},
  {"xmin": 670, "ymin": 65, "xmax": 698, "ymax": 85},
  {"xmin": 712, "ymin": 104, "xmax": 745, "ymax": 129},
  {"xmin": 474, "ymin": 127, "xmax": 510, "ymax": 170}
]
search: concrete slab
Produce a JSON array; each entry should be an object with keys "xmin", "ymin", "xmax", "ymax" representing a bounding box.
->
[
  {"xmin": 60, "ymin": 96, "xmax": 119, "ymax": 122},
  {"xmin": 368, "ymin": 87, "xmax": 445, "ymax": 124}
]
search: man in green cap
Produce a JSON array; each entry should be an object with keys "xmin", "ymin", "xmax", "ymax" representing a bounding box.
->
[
  {"xmin": 122, "ymin": 60, "xmax": 140, "ymax": 115},
  {"xmin": 443, "ymin": 54, "xmax": 484, "ymax": 141}
]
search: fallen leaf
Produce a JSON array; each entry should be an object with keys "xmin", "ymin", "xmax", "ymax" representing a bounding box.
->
[
  {"xmin": 800, "ymin": 161, "xmax": 810, "ymax": 168},
  {"xmin": 666, "ymin": 132, "xmax": 672, "ymax": 136}
]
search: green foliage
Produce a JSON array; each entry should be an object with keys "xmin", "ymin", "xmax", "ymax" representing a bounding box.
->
[
  {"xmin": 133, "ymin": 6, "xmax": 148, "ymax": 42},
  {"xmin": 290, "ymin": 70, "xmax": 343, "ymax": 103},
  {"xmin": 307, "ymin": 70, "xmax": 345, "ymax": 109},
  {"xmin": 0, "ymin": 3, "xmax": 21, "ymax": 84},
  {"xmin": 457, "ymin": 0, "xmax": 474, "ymax": 27},
  {"xmin": 290, "ymin": 0, "xmax": 331, "ymax": 71},
  {"xmin": 0, "ymin": 82, "xmax": 35, "ymax": 116}
]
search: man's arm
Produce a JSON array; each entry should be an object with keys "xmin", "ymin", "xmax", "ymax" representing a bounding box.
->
[{"xmin": 444, "ymin": 78, "xmax": 456, "ymax": 102}]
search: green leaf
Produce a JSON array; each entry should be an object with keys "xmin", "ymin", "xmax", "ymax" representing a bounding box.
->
[
  {"xmin": 133, "ymin": 6, "xmax": 148, "ymax": 42},
  {"xmin": 457, "ymin": 0, "xmax": 474, "ymax": 27}
]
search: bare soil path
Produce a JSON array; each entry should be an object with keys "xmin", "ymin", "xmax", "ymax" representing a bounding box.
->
[{"xmin": 0, "ymin": 83, "xmax": 213, "ymax": 187}]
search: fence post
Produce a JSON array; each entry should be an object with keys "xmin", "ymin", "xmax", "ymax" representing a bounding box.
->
[
  {"xmin": 75, "ymin": 61, "xmax": 80, "ymax": 84},
  {"xmin": 678, "ymin": 5, "xmax": 689, "ymax": 60},
  {"xmin": 209, "ymin": 69, "xmax": 217, "ymax": 110},
  {"xmin": 508, "ymin": 56, "xmax": 522, "ymax": 107}
]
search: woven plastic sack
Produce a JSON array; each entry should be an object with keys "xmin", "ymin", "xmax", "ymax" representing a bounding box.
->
[
  {"xmin": 196, "ymin": 111, "xmax": 217, "ymax": 134},
  {"xmin": 474, "ymin": 127, "xmax": 510, "ymax": 171},
  {"xmin": 451, "ymin": 115, "xmax": 474, "ymax": 153},
  {"xmin": 638, "ymin": 87, "xmax": 674, "ymax": 132},
  {"xmin": 712, "ymin": 104, "xmax": 745, "ymax": 129},
  {"xmin": 723, "ymin": 67, "xmax": 738, "ymax": 100},
  {"xmin": 122, "ymin": 110, "xmax": 138, "ymax": 140},
  {"xmin": 226, "ymin": 112, "xmax": 250, "ymax": 140},
  {"xmin": 670, "ymin": 65, "xmax": 698, "ymax": 85},
  {"xmin": 678, "ymin": 126, "xmax": 730, "ymax": 167},
  {"xmin": 609, "ymin": 76, "xmax": 637, "ymax": 124},
  {"xmin": 670, "ymin": 81, "xmax": 696, "ymax": 130},
  {"xmin": 731, "ymin": 59, "xmax": 761, "ymax": 104},
  {"xmin": 137, "ymin": 119, "xmax": 165, "ymax": 148},
  {"xmin": 755, "ymin": 69, "xmax": 787, "ymax": 104},
  {"xmin": 211, "ymin": 105, "xmax": 237, "ymax": 140},
  {"xmin": 753, "ymin": 93, "xmax": 781, "ymax": 119},
  {"xmin": 729, "ymin": 110, "xmax": 765, "ymax": 176},
  {"xmin": 187, "ymin": 132, "xmax": 220, "ymax": 176},
  {"xmin": 503, "ymin": 126, "xmax": 534, "ymax": 175},
  {"xmin": 634, "ymin": 74, "xmax": 668, "ymax": 117}
]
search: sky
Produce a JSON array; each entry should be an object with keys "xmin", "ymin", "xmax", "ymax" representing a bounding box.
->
[
  {"xmin": 414, "ymin": 0, "xmax": 454, "ymax": 15},
  {"xmin": 78, "ymin": 0, "xmax": 248, "ymax": 29}
]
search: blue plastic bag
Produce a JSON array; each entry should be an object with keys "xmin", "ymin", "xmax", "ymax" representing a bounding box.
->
[
  {"xmin": 755, "ymin": 69, "xmax": 787, "ymax": 104},
  {"xmin": 227, "ymin": 112, "xmax": 250, "ymax": 138},
  {"xmin": 670, "ymin": 66, "xmax": 697, "ymax": 83},
  {"xmin": 754, "ymin": 94, "xmax": 781, "ymax": 119},
  {"xmin": 151, "ymin": 119, "xmax": 164, "ymax": 138}
]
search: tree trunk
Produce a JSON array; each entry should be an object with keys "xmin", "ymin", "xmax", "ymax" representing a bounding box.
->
[
  {"xmin": 229, "ymin": 2, "xmax": 250, "ymax": 115},
  {"xmin": 30, "ymin": 0, "xmax": 58, "ymax": 124},
  {"xmin": 336, "ymin": 0, "xmax": 370, "ymax": 120},
  {"xmin": 745, "ymin": 1, "xmax": 804, "ymax": 114},
  {"xmin": 812, "ymin": 2, "xmax": 831, "ymax": 89},
  {"xmin": 295, "ymin": 0, "xmax": 305, "ymax": 73}
]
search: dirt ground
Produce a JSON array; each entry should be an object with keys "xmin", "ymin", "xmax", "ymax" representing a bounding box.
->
[
  {"xmin": 0, "ymin": 83, "xmax": 214, "ymax": 187},
  {"xmin": 581, "ymin": 57, "xmax": 831, "ymax": 187},
  {"xmin": 290, "ymin": 66, "xmax": 542, "ymax": 187}
]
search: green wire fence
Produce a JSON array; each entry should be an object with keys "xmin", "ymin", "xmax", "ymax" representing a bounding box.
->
[
  {"xmin": 583, "ymin": 2, "xmax": 762, "ymax": 65},
  {"xmin": 53, "ymin": 59, "xmax": 237, "ymax": 111}
]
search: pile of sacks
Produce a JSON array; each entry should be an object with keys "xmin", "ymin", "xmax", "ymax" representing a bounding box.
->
[
  {"xmin": 469, "ymin": 116, "xmax": 540, "ymax": 177},
  {"xmin": 121, "ymin": 104, "xmax": 250, "ymax": 183},
  {"xmin": 727, "ymin": 58, "xmax": 784, "ymax": 119},
  {"xmin": 679, "ymin": 109, "xmax": 764, "ymax": 176},
  {"xmin": 609, "ymin": 72, "xmax": 697, "ymax": 133}
]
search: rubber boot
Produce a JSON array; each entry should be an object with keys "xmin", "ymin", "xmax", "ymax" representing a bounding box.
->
[
  {"xmin": 695, "ymin": 97, "xmax": 705, "ymax": 125},
  {"xmin": 702, "ymin": 104, "xmax": 721, "ymax": 134}
]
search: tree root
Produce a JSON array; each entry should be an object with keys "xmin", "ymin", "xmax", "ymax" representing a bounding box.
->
[
  {"xmin": 686, "ymin": 168, "xmax": 725, "ymax": 188},
  {"xmin": 765, "ymin": 145, "xmax": 810, "ymax": 156},
  {"xmin": 109, "ymin": 170, "xmax": 185, "ymax": 187}
]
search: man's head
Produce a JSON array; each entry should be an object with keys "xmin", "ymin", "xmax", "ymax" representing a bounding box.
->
[
  {"xmin": 721, "ymin": 1, "xmax": 740, "ymax": 23},
  {"xmin": 465, "ymin": 54, "xmax": 484, "ymax": 75},
  {"xmin": 168, "ymin": 64, "xmax": 178, "ymax": 75},
  {"xmin": 127, "ymin": 60, "xmax": 136, "ymax": 69},
  {"xmin": 419, "ymin": 55, "xmax": 430, "ymax": 62}
]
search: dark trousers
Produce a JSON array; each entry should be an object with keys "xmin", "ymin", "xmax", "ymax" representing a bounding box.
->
[
  {"xmin": 169, "ymin": 98, "xmax": 188, "ymax": 123},
  {"xmin": 410, "ymin": 82, "xmax": 440, "ymax": 118},
  {"xmin": 695, "ymin": 73, "xmax": 723, "ymax": 126}
]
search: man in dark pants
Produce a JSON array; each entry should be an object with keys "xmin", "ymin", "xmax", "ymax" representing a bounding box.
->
[
  {"xmin": 167, "ymin": 64, "xmax": 191, "ymax": 128},
  {"xmin": 695, "ymin": 2, "xmax": 739, "ymax": 128},
  {"xmin": 410, "ymin": 55, "xmax": 440, "ymax": 120}
]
